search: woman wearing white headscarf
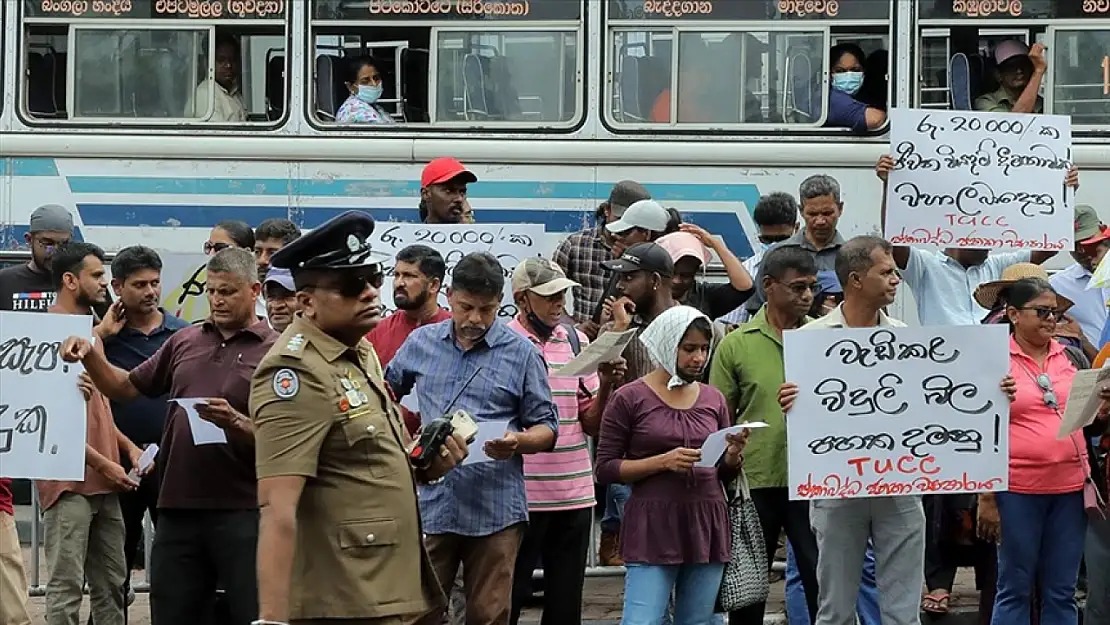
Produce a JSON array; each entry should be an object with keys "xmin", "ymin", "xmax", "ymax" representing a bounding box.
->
[{"xmin": 596, "ymin": 305, "xmax": 748, "ymax": 625}]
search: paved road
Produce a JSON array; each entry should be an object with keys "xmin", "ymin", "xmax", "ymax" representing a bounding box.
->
[{"xmin": 21, "ymin": 547, "xmax": 991, "ymax": 624}]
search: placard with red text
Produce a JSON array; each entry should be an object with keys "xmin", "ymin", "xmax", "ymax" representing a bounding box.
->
[
  {"xmin": 783, "ymin": 324, "xmax": 1010, "ymax": 500},
  {"xmin": 884, "ymin": 108, "xmax": 1073, "ymax": 252}
]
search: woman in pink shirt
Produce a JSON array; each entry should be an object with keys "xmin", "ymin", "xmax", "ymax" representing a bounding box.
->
[{"xmin": 979, "ymin": 277, "xmax": 1107, "ymax": 625}]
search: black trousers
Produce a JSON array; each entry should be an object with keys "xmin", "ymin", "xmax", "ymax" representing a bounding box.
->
[
  {"xmin": 149, "ymin": 509, "xmax": 259, "ymax": 625},
  {"xmin": 509, "ymin": 508, "xmax": 592, "ymax": 625},
  {"xmin": 728, "ymin": 487, "xmax": 819, "ymax": 625},
  {"xmin": 119, "ymin": 472, "xmax": 160, "ymax": 576}
]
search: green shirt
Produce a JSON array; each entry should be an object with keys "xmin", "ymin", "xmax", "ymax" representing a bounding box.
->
[
  {"xmin": 709, "ymin": 306, "xmax": 811, "ymax": 489},
  {"xmin": 973, "ymin": 86, "xmax": 1044, "ymax": 113}
]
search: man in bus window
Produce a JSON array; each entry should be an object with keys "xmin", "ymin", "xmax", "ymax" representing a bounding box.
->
[
  {"xmin": 420, "ymin": 158, "xmax": 478, "ymax": 225},
  {"xmin": 187, "ymin": 34, "xmax": 247, "ymax": 122},
  {"xmin": 974, "ymin": 40, "xmax": 1046, "ymax": 114}
]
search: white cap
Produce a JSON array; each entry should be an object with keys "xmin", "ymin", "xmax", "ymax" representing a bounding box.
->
[{"xmin": 607, "ymin": 199, "xmax": 669, "ymax": 234}]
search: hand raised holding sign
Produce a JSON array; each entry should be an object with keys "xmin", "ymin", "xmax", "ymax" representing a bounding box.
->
[{"xmin": 1000, "ymin": 375, "xmax": 1017, "ymax": 402}]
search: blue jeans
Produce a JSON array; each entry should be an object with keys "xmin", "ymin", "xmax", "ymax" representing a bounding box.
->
[
  {"xmin": 991, "ymin": 491, "xmax": 1086, "ymax": 625},
  {"xmin": 785, "ymin": 541, "xmax": 881, "ymax": 625},
  {"xmin": 623, "ymin": 563, "xmax": 725, "ymax": 625},
  {"xmin": 602, "ymin": 484, "xmax": 631, "ymax": 533}
]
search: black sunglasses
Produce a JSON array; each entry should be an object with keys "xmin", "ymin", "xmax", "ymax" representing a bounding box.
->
[
  {"xmin": 1019, "ymin": 306, "xmax": 1062, "ymax": 321},
  {"xmin": 203, "ymin": 241, "xmax": 231, "ymax": 255},
  {"xmin": 305, "ymin": 270, "xmax": 384, "ymax": 298},
  {"xmin": 758, "ymin": 234, "xmax": 792, "ymax": 245}
]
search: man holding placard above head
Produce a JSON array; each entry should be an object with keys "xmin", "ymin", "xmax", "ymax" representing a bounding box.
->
[
  {"xmin": 40, "ymin": 241, "xmax": 147, "ymax": 625},
  {"xmin": 385, "ymin": 252, "xmax": 559, "ymax": 625},
  {"xmin": 974, "ymin": 40, "xmax": 1046, "ymax": 115},
  {"xmin": 250, "ymin": 212, "xmax": 467, "ymax": 625},
  {"xmin": 777, "ymin": 236, "xmax": 1018, "ymax": 625},
  {"xmin": 58, "ymin": 247, "xmax": 277, "ymax": 625}
]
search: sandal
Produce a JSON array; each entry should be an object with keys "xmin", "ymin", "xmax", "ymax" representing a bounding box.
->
[{"xmin": 922, "ymin": 590, "xmax": 950, "ymax": 614}]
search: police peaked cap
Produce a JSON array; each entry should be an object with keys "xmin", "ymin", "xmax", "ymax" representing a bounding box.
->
[{"xmin": 270, "ymin": 211, "xmax": 390, "ymax": 272}]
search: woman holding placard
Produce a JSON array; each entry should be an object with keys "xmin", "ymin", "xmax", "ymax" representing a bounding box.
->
[{"xmin": 980, "ymin": 277, "xmax": 1109, "ymax": 625}]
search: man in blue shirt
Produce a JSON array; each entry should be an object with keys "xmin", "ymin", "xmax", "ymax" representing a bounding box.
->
[
  {"xmin": 94, "ymin": 245, "xmax": 189, "ymax": 608},
  {"xmin": 385, "ymin": 251, "xmax": 559, "ymax": 625}
]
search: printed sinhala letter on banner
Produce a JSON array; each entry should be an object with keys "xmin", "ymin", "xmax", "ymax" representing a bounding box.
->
[
  {"xmin": 783, "ymin": 324, "xmax": 1010, "ymax": 500},
  {"xmin": 884, "ymin": 108, "xmax": 1073, "ymax": 252},
  {"xmin": 371, "ymin": 223, "xmax": 549, "ymax": 319},
  {"xmin": 0, "ymin": 312, "xmax": 92, "ymax": 481}
]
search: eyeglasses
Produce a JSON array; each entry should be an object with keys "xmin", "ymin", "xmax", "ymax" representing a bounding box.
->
[
  {"xmin": 304, "ymin": 270, "xmax": 384, "ymax": 299},
  {"xmin": 758, "ymin": 234, "xmax": 792, "ymax": 245},
  {"xmin": 203, "ymin": 241, "xmax": 231, "ymax": 255},
  {"xmin": 1033, "ymin": 373, "xmax": 1058, "ymax": 409},
  {"xmin": 774, "ymin": 280, "xmax": 817, "ymax": 296},
  {"xmin": 1020, "ymin": 306, "xmax": 1062, "ymax": 321}
]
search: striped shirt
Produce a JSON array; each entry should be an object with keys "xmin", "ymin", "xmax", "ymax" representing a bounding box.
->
[
  {"xmin": 507, "ymin": 318, "xmax": 599, "ymax": 511},
  {"xmin": 384, "ymin": 319, "xmax": 559, "ymax": 536}
]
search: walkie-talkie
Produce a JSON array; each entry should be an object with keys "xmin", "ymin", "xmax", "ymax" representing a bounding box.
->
[{"xmin": 409, "ymin": 367, "xmax": 482, "ymax": 470}]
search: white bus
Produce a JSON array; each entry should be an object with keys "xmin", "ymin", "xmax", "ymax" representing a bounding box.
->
[{"xmin": 1, "ymin": 0, "xmax": 1108, "ymax": 321}]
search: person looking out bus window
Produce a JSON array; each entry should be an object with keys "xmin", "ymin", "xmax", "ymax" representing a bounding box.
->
[
  {"xmin": 974, "ymin": 40, "xmax": 1045, "ymax": 114},
  {"xmin": 187, "ymin": 34, "xmax": 246, "ymax": 123},
  {"xmin": 420, "ymin": 157, "xmax": 477, "ymax": 225},
  {"xmin": 337, "ymin": 56, "xmax": 396, "ymax": 124},
  {"xmin": 825, "ymin": 43, "xmax": 886, "ymax": 133}
]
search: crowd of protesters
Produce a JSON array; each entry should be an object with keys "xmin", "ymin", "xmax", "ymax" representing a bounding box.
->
[{"xmin": 0, "ymin": 151, "xmax": 1105, "ymax": 625}]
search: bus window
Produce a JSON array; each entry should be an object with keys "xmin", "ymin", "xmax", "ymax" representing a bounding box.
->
[
  {"xmin": 19, "ymin": 1, "xmax": 289, "ymax": 126},
  {"xmin": 1049, "ymin": 28, "xmax": 1110, "ymax": 125},
  {"xmin": 604, "ymin": 0, "xmax": 892, "ymax": 132},
  {"xmin": 309, "ymin": 0, "xmax": 584, "ymax": 128}
]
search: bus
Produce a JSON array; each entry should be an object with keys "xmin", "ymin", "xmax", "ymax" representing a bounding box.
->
[{"xmin": 1, "ymin": 0, "xmax": 1109, "ymax": 323}]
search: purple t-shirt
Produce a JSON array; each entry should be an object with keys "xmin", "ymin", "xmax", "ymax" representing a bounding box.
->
[{"xmin": 595, "ymin": 379, "xmax": 733, "ymax": 565}]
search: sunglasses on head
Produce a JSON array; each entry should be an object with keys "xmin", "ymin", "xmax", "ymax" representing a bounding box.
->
[
  {"xmin": 1033, "ymin": 372, "xmax": 1058, "ymax": 409},
  {"xmin": 203, "ymin": 241, "xmax": 231, "ymax": 255}
]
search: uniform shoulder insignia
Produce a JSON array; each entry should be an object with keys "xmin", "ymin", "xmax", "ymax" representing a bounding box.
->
[
  {"xmin": 283, "ymin": 333, "xmax": 306, "ymax": 355},
  {"xmin": 272, "ymin": 368, "xmax": 300, "ymax": 400}
]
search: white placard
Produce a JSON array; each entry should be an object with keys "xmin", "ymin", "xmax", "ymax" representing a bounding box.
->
[
  {"xmin": 784, "ymin": 324, "xmax": 1010, "ymax": 500},
  {"xmin": 0, "ymin": 311, "xmax": 92, "ymax": 481},
  {"xmin": 159, "ymin": 252, "xmax": 211, "ymax": 324},
  {"xmin": 885, "ymin": 108, "xmax": 1073, "ymax": 252},
  {"xmin": 372, "ymin": 223, "xmax": 549, "ymax": 319}
]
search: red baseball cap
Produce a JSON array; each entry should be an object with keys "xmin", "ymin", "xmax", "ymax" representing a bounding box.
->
[{"xmin": 421, "ymin": 157, "xmax": 477, "ymax": 188}]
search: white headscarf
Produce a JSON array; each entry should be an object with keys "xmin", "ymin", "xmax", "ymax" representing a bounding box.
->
[{"xmin": 639, "ymin": 305, "xmax": 713, "ymax": 389}]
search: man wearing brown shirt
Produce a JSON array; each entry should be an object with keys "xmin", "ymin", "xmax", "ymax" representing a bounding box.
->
[
  {"xmin": 39, "ymin": 242, "xmax": 145, "ymax": 625},
  {"xmin": 61, "ymin": 248, "xmax": 277, "ymax": 625}
]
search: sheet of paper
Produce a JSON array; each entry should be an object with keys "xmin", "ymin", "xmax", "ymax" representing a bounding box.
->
[
  {"xmin": 400, "ymin": 393, "xmax": 420, "ymax": 414},
  {"xmin": 553, "ymin": 328, "xmax": 638, "ymax": 378},
  {"xmin": 1059, "ymin": 367, "xmax": 1110, "ymax": 438},
  {"xmin": 462, "ymin": 420, "xmax": 511, "ymax": 465},
  {"xmin": 127, "ymin": 444, "xmax": 159, "ymax": 481},
  {"xmin": 695, "ymin": 422, "xmax": 770, "ymax": 467},
  {"xmin": 171, "ymin": 398, "xmax": 228, "ymax": 445}
]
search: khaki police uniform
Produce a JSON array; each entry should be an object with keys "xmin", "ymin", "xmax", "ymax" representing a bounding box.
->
[{"xmin": 251, "ymin": 314, "xmax": 445, "ymax": 625}]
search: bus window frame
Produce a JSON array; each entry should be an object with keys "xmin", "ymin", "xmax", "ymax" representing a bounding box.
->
[
  {"xmin": 16, "ymin": 11, "xmax": 292, "ymax": 130},
  {"xmin": 306, "ymin": 16, "xmax": 587, "ymax": 132},
  {"xmin": 426, "ymin": 22, "xmax": 584, "ymax": 129},
  {"xmin": 66, "ymin": 21, "xmax": 215, "ymax": 124},
  {"xmin": 1044, "ymin": 21, "xmax": 1110, "ymax": 134},
  {"xmin": 915, "ymin": 27, "xmax": 1030, "ymax": 109},
  {"xmin": 914, "ymin": 6, "xmax": 1110, "ymax": 137},
  {"xmin": 602, "ymin": 22, "xmax": 834, "ymax": 133}
]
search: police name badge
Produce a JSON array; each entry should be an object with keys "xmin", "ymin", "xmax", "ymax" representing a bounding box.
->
[{"xmin": 273, "ymin": 369, "xmax": 300, "ymax": 399}]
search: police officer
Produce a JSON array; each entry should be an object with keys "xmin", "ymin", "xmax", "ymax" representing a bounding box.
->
[{"xmin": 250, "ymin": 211, "xmax": 467, "ymax": 625}]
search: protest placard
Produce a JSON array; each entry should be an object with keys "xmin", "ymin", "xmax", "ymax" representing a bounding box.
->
[
  {"xmin": 884, "ymin": 108, "xmax": 1073, "ymax": 252},
  {"xmin": 160, "ymin": 252, "xmax": 212, "ymax": 324},
  {"xmin": 783, "ymin": 324, "xmax": 1010, "ymax": 500},
  {"xmin": 371, "ymin": 223, "xmax": 549, "ymax": 318},
  {"xmin": 0, "ymin": 311, "xmax": 92, "ymax": 481}
]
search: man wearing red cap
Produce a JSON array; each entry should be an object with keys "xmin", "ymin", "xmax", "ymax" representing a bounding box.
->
[{"xmin": 419, "ymin": 157, "xmax": 478, "ymax": 224}]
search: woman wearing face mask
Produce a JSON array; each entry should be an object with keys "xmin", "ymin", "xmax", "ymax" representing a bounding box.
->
[
  {"xmin": 824, "ymin": 43, "xmax": 886, "ymax": 133},
  {"xmin": 595, "ymin": 305, "xmax": 748, "ymax": 625},
  {"xmin": 336, "ymin": 56, "xmax": 395, "ymax": 124}
]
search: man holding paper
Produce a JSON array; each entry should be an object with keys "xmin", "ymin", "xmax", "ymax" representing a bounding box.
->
[
  {"xmin": 385, "ymin": 252, "xmax": 559, "ymax": 625},
  {"xmin": 505, "ymin": 258, "xmax": 625, "ymax": 625},
  {"xmin": 59, "ymin": 247, "xmax": 277, "ymax": 625}
]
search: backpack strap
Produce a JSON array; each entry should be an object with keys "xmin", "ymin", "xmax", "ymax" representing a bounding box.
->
[{"xmin": 560, "ymin": 323, "xmax": 592, "ymax": 398}]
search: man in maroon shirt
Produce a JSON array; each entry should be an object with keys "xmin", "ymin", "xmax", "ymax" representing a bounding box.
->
[
  {"xmin": 367, "ymin": 244, "xmax": 450, "ymax": 434},
  {"xmin": 60, "ymin": 247, "xmax": 277, "ymax": 625}
]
